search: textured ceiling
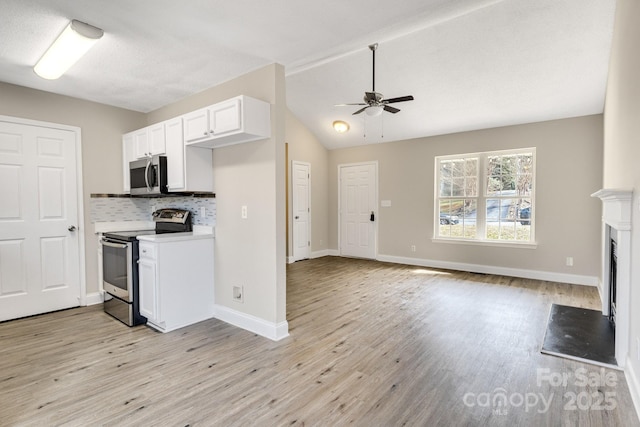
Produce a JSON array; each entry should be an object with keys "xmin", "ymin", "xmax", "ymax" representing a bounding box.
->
[{"xmin": 0, "ymin": 0, "xmax": 616, "ymax": 149}]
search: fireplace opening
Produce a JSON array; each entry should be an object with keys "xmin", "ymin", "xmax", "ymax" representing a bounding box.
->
[{"xmin": 609, "ymin": 236, "xmax": 617, "ymax": 329}]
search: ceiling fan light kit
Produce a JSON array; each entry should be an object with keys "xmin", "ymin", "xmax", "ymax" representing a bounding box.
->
[
  {"xmin": 34, "ymin": 19, "xmax": 104, "ymax": 80},
  {"xmin": 365, "ymin": 106, "xmax": 383, "ymax": 117},
  {"xmin": 336, "ymin": 42, "xmax": 414, "ymax": 117},
  {"xmin": 332, "ymin": 120, "xmax": 350, "ymax": 133}
]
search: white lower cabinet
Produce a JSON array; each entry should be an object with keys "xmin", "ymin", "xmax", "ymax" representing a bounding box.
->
[
  {"xmin": 138, "ymin": 256, "xmax": 157, "ymax": 321},
  {"xmin": 138, "ymin": 236, "xmax": 214, "ymax": 332}
]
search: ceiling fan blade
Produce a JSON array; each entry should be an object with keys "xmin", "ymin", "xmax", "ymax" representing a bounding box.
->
[
  {"xmin": 383, "ymin": 105, "xmax": 400, "ymax": 114},
  {"xmin": 335, "ymin": 103, "xmax": 367, "ymax": 106},
  {"xmin": 352, "ymin": 106, "xmax": 368, "ymax": 115},
  {"xmin": 384, "ymin": 95, "xmax": 414, "ymax": 104}
]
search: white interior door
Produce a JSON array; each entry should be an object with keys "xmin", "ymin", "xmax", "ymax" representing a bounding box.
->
[
  {"xmin": 0, "ymin": 120, "xmax": 81, "ymax": 321},
  {"xmin": 292, "ymin": 161, "xmax": 310, "ymax": 261},
  {"xmin": 339, "ymin": 162, "xmax": 377, "ymax": 259}
]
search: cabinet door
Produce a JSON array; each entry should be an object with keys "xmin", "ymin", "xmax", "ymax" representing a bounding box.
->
[
  {"xmin": 122, "ymin": 133, "xmax": 135, "ymax": 193},
  {"xmin": 165, "ymin": 117, "xmax": 185, "ymax": 191},
  {"xmin": 148, "ymin": 123, "xmax": 166, "ymax": 155},
  {"xmin": 183, "ymin": 108, "xmax": 210, "ymax": 143},
  {"xmin": 138, "ymin": 258, "xmax": 158, "ymax": 322},
  {"xmin": 133, "ymin": 129, "xmax": 149, "ymax": 159},
  {"xmin": 210, "ymin": 98, "xmax": 241, "ymax": 135}
]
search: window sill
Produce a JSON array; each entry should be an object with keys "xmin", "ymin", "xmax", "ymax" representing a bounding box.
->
[{"xmin": 432, "ymin": 237, "xmax": 538, "ymax": 249}]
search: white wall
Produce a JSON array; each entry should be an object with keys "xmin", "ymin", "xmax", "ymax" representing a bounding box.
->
[
  {"xmin": 328, "ymin": 115, "xmax": 604, "ymax": 284},
  {"xmin": 602, "ymin": 0, "xmax": 640, "ymax": 414}
]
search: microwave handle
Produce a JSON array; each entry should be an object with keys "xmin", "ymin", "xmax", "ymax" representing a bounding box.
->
[{"xmin": 144, "ymin": 158, "xmax": 152, "ymax": 191}]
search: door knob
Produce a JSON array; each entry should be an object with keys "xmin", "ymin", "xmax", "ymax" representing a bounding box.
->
[
  {"xmin": 68, "ymin": 225, "xmax": 77, "ymax": 232},
  {"xmin": 295, "ymin": 216, "xmax": 299, "ymax": 219}
]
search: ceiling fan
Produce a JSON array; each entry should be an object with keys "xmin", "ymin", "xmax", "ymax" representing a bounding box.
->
[{"xmin": 336, "ymin": 43, "xmax": 414, "ymax": 116}]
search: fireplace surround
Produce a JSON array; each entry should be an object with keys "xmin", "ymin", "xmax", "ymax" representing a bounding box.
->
[{"xmin": 592, "ymin": 189, "xmax": 633, "ymax": 367}]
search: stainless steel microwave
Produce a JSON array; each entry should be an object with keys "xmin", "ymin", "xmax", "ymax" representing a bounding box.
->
[{"xmin": 129, "ymin": 155, "xmax": 168, "ymax": 195}]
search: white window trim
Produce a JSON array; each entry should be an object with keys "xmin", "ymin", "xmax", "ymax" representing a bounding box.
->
[{"xmin": 433, "ymin": 147, "xmax": 536, "ymax": 246}]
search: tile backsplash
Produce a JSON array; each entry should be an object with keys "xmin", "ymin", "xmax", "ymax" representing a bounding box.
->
[{"xmin": 90, "ymin": 196, "xmax": 216, "ymax": 226}]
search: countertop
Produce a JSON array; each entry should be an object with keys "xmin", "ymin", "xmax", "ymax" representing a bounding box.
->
[{"xmin": 137, "ymin": 228, "xmax": 214, "ymax": 243}]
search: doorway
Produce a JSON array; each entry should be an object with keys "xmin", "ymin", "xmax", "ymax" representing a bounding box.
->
[
  {"xmin": 0, "ymin": 117, "xmax": 84, "ymax": 321},
  {"xmin": 338, "ymin": 162, "xmax": 378, "ymax": 259},
  {"xmin": 291, "ymin": 161, "xmax": 310, "ymax": 262}
]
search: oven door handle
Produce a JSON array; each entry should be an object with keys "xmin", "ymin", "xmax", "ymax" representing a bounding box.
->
[{"xmin": 101, "ymin": 240, "xmax": 129, "ymax": 249}]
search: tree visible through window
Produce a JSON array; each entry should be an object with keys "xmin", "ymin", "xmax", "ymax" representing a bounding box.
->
[{"xmin": 435, "ymin": 148, "xmax": 535, "ymax": 243}]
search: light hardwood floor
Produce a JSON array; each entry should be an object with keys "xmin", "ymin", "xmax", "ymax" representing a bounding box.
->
[{"xmin": 1, "ymin": 257, "xmax": 638, "ymax": 426}]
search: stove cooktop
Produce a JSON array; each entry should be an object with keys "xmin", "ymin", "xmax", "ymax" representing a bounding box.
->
[{"xmin": 103, "ymin": 229, "xmax": 157, "ymax": 241}]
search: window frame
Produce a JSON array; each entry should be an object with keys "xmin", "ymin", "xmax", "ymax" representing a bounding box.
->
[{"xmin": 433, "ymin": 147, "xmax": 536, "ymax": 248}]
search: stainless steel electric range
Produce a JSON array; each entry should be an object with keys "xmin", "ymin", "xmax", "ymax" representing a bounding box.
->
[{"xmin": 100, "ymin": 208, "xmax": 192, "ymax": 326}]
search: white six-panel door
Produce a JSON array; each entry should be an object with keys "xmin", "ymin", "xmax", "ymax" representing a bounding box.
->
[
  {"xmin": 292, "ymin": 161, "xmax": 310, "ymax": 262},
  {"xmin": 339, "ymin": 162, "xmax": 377, "ymax": 259},
  {"xmin": 0, "ymin": 120, "xmax": 81, "ymax": 321}
]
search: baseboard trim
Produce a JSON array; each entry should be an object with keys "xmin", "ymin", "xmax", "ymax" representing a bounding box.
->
[
  {"xmin": 311, "ymin": 249, "xmax": 330, "ymax": 259},
  {"xmin": 85, "ymin": 292, "xmax": 103, "ymax": 306},
  {"xmin": 625, "ymin": 358, "xmax": 640, "ymax": 422},
  {"xmin": 376, "ymin": 254, "xmax": 599, "ymax": 287},
  {"xmin": 213, "ymin": 304, "xmax": 289, "ymax": 341},
  {"xmin": 327, "ymin": 249, "xmax": 339, "ymax": 256}
]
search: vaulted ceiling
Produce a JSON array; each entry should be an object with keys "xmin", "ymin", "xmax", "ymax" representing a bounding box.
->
[{"xmin": 0, "ymin": 0, "xmax": 616, "ymax": 149}]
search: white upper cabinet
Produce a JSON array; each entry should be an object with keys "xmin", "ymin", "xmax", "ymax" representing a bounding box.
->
[
  {"xmin": 182, "ymin": 108, "xmax": 210, "ymax": 144},
  {"xmin": 134, "ymin": 123, "xmax": 166, "ymax": 159},
  {"xmin": 183, "ymin": 95, "xmax": 270, "ymax": 148},
  {"xmin": 164, "ymin": 117, "xmax": 185, "ymax": 191},
  {"xmin": 164, "ymin": 117, "xmax": 213, "ymax": 192},
  {"xmin": 210, "ymin": 98, "xmax": 242, "ymax": 135}
]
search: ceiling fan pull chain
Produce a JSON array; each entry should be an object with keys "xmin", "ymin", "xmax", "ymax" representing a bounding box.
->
[{"xmin": 363, "ymin": 115, "xmax": 367, "ymax": 139}]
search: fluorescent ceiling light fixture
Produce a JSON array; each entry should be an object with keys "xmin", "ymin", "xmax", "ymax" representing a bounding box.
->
[
  {"xmin": 34, "ymin": 19, "xmax": 104, "ymax": 80},
  {"xmin": 365, "ymin": 105, "xmax": 383, "ymax": 117},
  {"xmin": 332, "ymin": 120, "xmax": 350, "ymax": 133}
]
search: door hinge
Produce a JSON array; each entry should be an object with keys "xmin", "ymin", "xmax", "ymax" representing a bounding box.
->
[{"xmin": 308, "ymin": 241, "xmax": 310, "ymax": 246}]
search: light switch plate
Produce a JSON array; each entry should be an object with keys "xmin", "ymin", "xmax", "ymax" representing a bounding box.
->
[{"xmin": 381, "ymin": 200, "xmax": 392, "ymax": 207}]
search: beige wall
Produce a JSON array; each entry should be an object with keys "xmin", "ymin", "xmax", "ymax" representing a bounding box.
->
[
  {"xmin": 603, "ymin": 0, "xmax": 640, "ymax": 401},
  {"xmin": 285, "ymin": 109, "xmax": 329, "ymax": 256},
  {"xmin": 148, "ymin": 64, "xmax": 287, "ymax": 324},
  {"xmin": 0, "ymin": 82, "xmax": 146, "ymax": 295},
  {"xmin": 328, "ymin": 115, "xmax": 603, "ymax": 280}
]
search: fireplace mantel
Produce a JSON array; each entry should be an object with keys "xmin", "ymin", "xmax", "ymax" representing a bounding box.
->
[
  {"xmin": 591, "ymin": 189, "xmax": 633, "ymax": 230},
  {"xmin": 591, "ymin": 188, "xmax": 633, "ymax": 367}
]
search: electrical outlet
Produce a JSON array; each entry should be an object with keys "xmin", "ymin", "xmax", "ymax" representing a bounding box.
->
[
  {"xmin": 411, "ymin": 245, "xmax": 416, "ymax": 252},
  {"xmin": 241, "ymin": 205, "xmax": 248, "ymax": 219},
  {"xmin": 200, "ymin": 206, "xmax": 206, "ymax": 217},
  {"xmin": 566, "ymin": 257, "xmax": 573, "ymax": 267},
  {"xmin": 233, "ymin": 286, "xmax": 243, "ymax": 302}
]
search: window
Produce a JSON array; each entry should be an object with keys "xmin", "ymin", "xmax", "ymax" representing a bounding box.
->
[{"xmin": 435, "ymin": 148, "xmax": 535, "ymax": 244}]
